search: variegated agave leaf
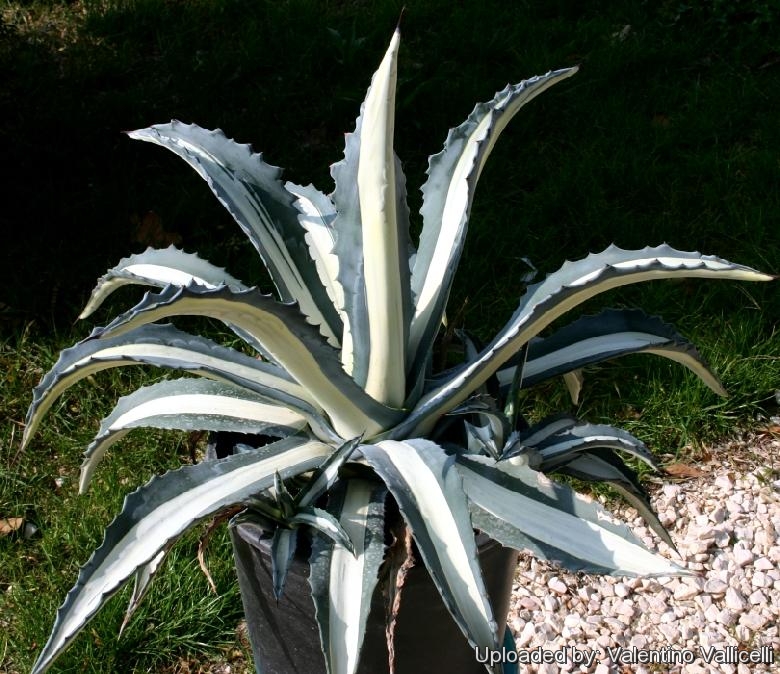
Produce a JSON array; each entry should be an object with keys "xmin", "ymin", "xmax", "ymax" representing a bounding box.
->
[
  {"xmin": 408, "ymin": 67, "xmax": 578, "ymax": 377},
  {"xmin": 504, "ymin": 418, "xmax": 675, "ymax": 549},
  {"xmin": 507, "ymin": 418, "xmax": 658, "ymax": 471},
  {"xmin": 285, "ymin": 182, "xmax": 348, "ymax": 354},
  {"xmin": 309, "ymin": 478, "xmax": 388, "ymax": 674},
  {"xmin": 22, "ymin": 322, "xmax": 315, "ymax": 450},
  {"xmin": 89, "ymin": 283, "xmax": 404, "ymax": 439},
  {"xmin": 78, "ymin": 378, "xmax": 309, "ymax": 492},
  {"xmin": 496, "ymin": 308, "xmax": 727, "ymax": 395},
  {"xmin": 127, "ymin": 122, "xmax": 343, "ymax": 346},
  {"xmin": 457, "ymin": 454, "xmax": 690, "ymax": 577},
  {"xmin": 330, "ymin": 29, "xmax": 412, "ymax": 407},
  {"xmin": 503, "ymin": 413, "xmax": 579, "ymax": 453},
  {"xmin": 361, "ymin": 439, "xmax": 498, "ymax": 655},
  {"xmin": 395, "ymin": 245, "xmax": 773, "ymax": 438},
  {"xmin": 286, "ymin": 180, "xmax": 363, "ymax": 378},
  {"xmin": 289, "ymin": 508, "xmax": 355, "ymax": 554},
  {"xmin": 30, "ymin": 438, "xmax": 332, "ymax": 674},
  {"xmin": 555, "ymin": 449, "xmax": 676, "ymax": 551},
  {"xmin": 79, "ymin": 245, "xmax": 248, "ymax": 319}
]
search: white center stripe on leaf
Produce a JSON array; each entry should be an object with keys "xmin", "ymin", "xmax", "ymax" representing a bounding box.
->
[
  {"xmin": 328, "ymin": 480, "xmax": 372, "ymax": 673},
  {"xmin": 460, "ymin": 467, "xmax": 685, "ymax": 577},
  {"xmin": 72, "ymin": 344, "xmax": 314, "ymax": 403},
  {"xmin": 108, "ymin": 394, "xmax": 305, "ymax": 430},
  {"xmin": 519, "ymin": 332, "xmax": 663, "ymax": 379},
  {"xmin": 58, "ymin": 441, "xmax": 331, "ymax": 656},
  {"xmin": 374, "ymin": 440, "xmax": 493, "ymax": 647},
  {"xmin": 356, "ymin": 30, "xmax": 406, "ymax": 407},
  {"xmin": 410, "ymin": 118, "xmax": 488, "ymax": 355}
]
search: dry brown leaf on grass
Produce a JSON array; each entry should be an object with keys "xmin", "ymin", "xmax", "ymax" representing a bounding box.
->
[
  {"xmin": 758, "ymin": 423, "xmax": 780, "ymax": 438},
  {"xmin": 197, "ymin": 506, "xmax": 245, "ymax": 594},
  {"xmin": 0, "ymin": 517, "xmax": 24, "ymax": 536},
  {"xmin": 663, "ymin": 463, "xmax": 706, "ymax": 479}
]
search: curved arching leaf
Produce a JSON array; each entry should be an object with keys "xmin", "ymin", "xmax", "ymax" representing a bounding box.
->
[
  {"xmin": 500, "ymin": 413, "xmax": 578, "ymax": 459},
  {"xmin": 408, "ymin": 68, "xmax": 578, "ymax": 374},
  {"xmin": 394, "ymin": 245, "xmax": 773, "ymax": 438},
  {"xmin": 289, "ymin": 507, "xmax": 355, "ymax": 554},
  {"xmin": 127, "ymin": 121, "xmax": 342, "ymax": 345},
  {"xmin": 457, "ymin": 454, "xmax": 689, "ymax": 577},
  {"xmin": 31, "ymin": 437, "xmax": 332, "ymax": 674},
  {"xmin": 22, "ymin": 323, "xmax": 316, "ymax": 450},
  {"xmin": 496, "ymin": 308, "xmax": 727, "ymax": 395},
  {"xmin": 511, "ymin": 420, "xmax": 658, "ymax": 472},
  {"xmin": 556, "ymin": 450, "xmax": 675, "ymax": 551},
  {"xmin": 79, "ymin": 378, "xmax": 308, "ymax": 491},
  {"xmin": 79, "ymin": 246, "xmax": 247, "ymax": 319},
  {"xmin": 89, "ymin": 284, "xmax": 404, "ymax": 439}
]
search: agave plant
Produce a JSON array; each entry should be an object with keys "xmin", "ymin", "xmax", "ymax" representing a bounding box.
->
[{"xmin": 24, "ymin": 28, "xmax": 773, "ymax": 674}]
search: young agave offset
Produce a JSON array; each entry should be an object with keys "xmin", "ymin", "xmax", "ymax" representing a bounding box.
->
[{"xmin": 25, "ymin": 28, "xmax": 774, "ymax": 674}]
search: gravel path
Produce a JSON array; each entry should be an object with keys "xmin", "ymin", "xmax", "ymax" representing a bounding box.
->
[{"xmin": 507, "ymin": 427, "xmax": 780, "ymax": 674}]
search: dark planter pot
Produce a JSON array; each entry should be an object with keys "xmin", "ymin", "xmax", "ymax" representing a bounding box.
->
[{"xmin": 230, "ymin": 522, "xmax": 519, "ymax": 674}]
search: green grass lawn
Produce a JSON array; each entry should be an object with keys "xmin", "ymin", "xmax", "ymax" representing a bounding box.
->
[{"xmin": 2, "ymin": 0, "xmax": 778, "ymax": 671}]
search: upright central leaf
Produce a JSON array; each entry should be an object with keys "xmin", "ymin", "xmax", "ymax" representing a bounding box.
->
[
  {"xmin": 358, "ymin": 28, "xmax": 407, "ymax": 407},
  {"xmin": 333, "ymin": 29, "xmax": 409, "ymax": 407}
]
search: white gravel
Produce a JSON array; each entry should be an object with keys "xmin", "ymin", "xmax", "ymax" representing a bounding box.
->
[{"xmin": 507, "ymin": 427, "xmax": 780, "ymax": 673}]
